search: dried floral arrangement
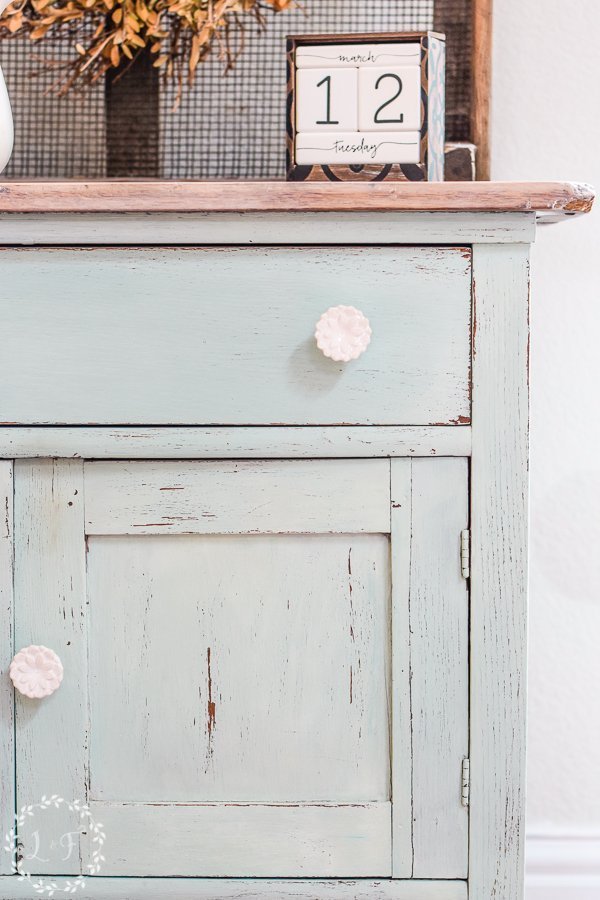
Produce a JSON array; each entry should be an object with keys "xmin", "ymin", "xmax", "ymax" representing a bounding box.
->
[{"xmin": 0, "ymin": 0, "xmax": 295, "ymax": 98}]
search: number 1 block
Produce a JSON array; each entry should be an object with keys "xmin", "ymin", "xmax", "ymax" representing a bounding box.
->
[{"xmin": 296, "ymin": 68, "xmax": 358, "ymax": 133}]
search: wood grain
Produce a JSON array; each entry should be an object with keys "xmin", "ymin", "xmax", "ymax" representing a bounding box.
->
[
  {"xmin": 0, "ymin": 876, "xmax": 469, "ymax": 899},
  {"xmin": 0, "ymin": 463, "xmax": 14, "ymax": 875},
  {"xmin": 469, "ymin": 243, "xmax": 530, "ymax": 898},
  {"xmin": 0, "ymin": 180, "xmax": 593, "ymax": 216},
  {"xmin": 472, "ymin": 0, "xmax": 493, "ymax": 180}
]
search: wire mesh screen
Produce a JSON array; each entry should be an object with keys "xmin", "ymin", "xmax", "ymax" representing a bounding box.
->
[
  {"xmin": 0, "ymin": 0, "xmax": 478, "ymax": 180},
  {"xmin": 1, "ymin": 31, "xmax": 106, "ymax": 178}
]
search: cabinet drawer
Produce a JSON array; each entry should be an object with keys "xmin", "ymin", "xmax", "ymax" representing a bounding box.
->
[{"xmin": 0, "ymin": 246, "xmax": 471, "ymax": 425}]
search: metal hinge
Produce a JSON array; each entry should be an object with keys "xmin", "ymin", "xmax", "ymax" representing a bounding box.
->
[
  {"xmin": 461, "ymin": 758, "xmax": 470, "ymax": 808},
  {"xmin": 460, "ymin": 529, "xmax": 470, "ymax": 579}
]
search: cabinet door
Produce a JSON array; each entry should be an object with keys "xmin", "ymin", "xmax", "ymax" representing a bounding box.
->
[{"xmin": 12, "ymin": 458, "xmax": 468, "ymax": 879}]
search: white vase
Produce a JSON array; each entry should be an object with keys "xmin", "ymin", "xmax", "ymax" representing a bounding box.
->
[{"xmin": 0, "ymin": 0, "xmax": 15, "ymax": 174}]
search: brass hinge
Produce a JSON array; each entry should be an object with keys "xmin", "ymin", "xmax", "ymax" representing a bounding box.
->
[
  {"xmin": 461, "ymin": 758, "xmax": 470, "ymax": 808},
  {"xmin": 460, "ymin": 529, "xmax": 470, "ymax": 579}
]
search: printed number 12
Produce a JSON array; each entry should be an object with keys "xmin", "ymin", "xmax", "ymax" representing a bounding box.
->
[{"xmin": 316, "ymin": 75, "xmax": 339, "ymax": 125}]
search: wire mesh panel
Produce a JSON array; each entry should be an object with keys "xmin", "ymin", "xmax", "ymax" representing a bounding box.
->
[
  {"xmin": 0, "ymin": 33, "xmax": 106, "ymax": 178},
  {"xmin": 0, "ymin": 0, "xmax": 476, "ymax": 180}
]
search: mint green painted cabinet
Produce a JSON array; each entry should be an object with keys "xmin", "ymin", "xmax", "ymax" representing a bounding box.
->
[{"xmin": 0, "ymin": 204, "xmax": 537, "ymax": 900}]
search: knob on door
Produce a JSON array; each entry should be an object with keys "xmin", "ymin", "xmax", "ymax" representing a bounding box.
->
[
  {"xmin": 9, "ymin": 645, "xmax": 64, "ymax": 699},
  {"xmin": 315, "ymin": 305, "xmax": 372, "ymax": 362}
]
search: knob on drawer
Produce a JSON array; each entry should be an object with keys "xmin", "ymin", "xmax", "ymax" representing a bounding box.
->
[
  {"xmin": 315, "ymin": 305, "xmax": 372, "ymax": 362},
  {"xmin": 9, "ymin": 645, "xmax": 64, "ymax": 698}
]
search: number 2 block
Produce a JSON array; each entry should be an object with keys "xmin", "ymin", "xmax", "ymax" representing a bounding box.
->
[
  {"xmin": 358, "ymin": 66, "xmax": 421, "ymax": 132},
  {"xmin": 296, "ymin": 68, "xmax": 358, "ymax": 133}
]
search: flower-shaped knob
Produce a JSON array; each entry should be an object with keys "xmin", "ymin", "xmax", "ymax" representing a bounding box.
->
[
  {"xmin": 315, "ymin": 305, "xmax": 372, "ymax": 362},
  {"xmin": 9, "ymin": 645, "xmax": 64, "ymax": 699}
]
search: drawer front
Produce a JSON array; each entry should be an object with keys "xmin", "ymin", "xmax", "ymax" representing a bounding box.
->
[{"xmin": 0, "ymin": 246, "xmax": 471, "ymax": 425}]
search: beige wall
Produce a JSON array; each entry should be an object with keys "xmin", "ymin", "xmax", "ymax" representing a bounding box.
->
[{"xmin": 492, "ymin": 0, "xmax": 600, "ymax": 832}]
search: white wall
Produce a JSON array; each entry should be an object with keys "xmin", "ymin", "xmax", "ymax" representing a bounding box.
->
[{"xmin": 491, "ymin": 0, "xmax": 600, "ymax": 890}]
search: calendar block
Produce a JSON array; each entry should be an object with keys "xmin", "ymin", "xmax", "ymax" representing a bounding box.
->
[
  {"xmin": 296, "ymin": 68, "xmax": 358, "ymax": 133},
  {"xmin": 295, "ymin": 131, "xmax": 421, "ymax": 165},
  {"xmin": 286, "ymin": 33, "xmax": 446, "ymax": 182},
  {"xmin": 358, "ymin": 66, "xmax": 422, "ymax": 132},
  {"xmin": 296, "ymin": 42, "xmax": 422, "ymax": 69}
]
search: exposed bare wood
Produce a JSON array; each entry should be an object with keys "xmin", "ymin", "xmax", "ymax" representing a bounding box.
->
[
  {"xmin": 472, "ymin": 0, "xmax": 493, "ymax": 179},
  {"xmin": 0, "ymin": 181, "xmax": 593, "ymax": 217}
]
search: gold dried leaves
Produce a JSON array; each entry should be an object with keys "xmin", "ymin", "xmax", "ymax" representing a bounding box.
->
[{"xmin": 0, "ymin": 0, "xmax": 295, "ymax": 97}]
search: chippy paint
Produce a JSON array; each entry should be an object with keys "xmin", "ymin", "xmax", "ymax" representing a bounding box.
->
[
  {"xmin": 0, "ymin": 203, "xmax": 541, "ymax": 897},
  {"xmin": 0, "ymin": 246, "xmax": 471, "ymax": 425}
]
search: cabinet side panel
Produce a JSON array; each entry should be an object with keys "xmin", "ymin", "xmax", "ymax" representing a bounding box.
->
[
  {"xmin": 410, "ymin": 458, "xmax": 469, "ymax": 877},
  {"xmin": 470, "ymin": 243, "xmax": 530, "ymax": 899},
  {"xmin": 13, "ymin": 460, "xmax": 87, "ymax": 875},
  {"xmin": 0, "ymin": 462, "xmax": 14, "ymax": 874}
]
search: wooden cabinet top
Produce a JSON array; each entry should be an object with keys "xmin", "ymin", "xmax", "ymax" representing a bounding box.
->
[{"xmin": 0, "ymin": 180, "xmax": 594, "ymax": 218}]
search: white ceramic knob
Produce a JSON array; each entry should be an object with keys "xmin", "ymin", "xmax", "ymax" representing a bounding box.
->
[
  {"xmin": 315, "ymin": 305, "xmax": 372, "ymax": 362},
  {"xmin": 9, "ymin": 645, "xmax": 64, "ymax": 699}
]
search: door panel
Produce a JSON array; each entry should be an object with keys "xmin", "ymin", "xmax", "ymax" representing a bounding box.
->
[
  {"xmin": 13, "ymin": 456, "xmax": 469, "ymax": 880},
  {"xmin": 88, "ymin": 533, "xmax": 390, "ymax": 803}
]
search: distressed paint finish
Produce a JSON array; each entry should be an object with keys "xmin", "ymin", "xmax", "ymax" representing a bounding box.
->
[
  {"xmin": 84, "ymin": 802, "xmax": 391, "ymax": 876},
  {"xmin": 0, "ymin": 425, "xmax": 472, "ymax": 459},
  {"xmin": 0, "ymin": 877, "xmax": 468, "ymax": 900},
  {"xmin": 391, "ymin": 458, "xmax": 469, "ymax": 878},
  {"xmin": 390, "ymin": 459, "xmax": 413, "ymax": 877},
  {"xmin": 0, "ymin": 246, "xmax": 471, "ymax": 426},
  {"xmin": 0, "ymin": 462, "xmax": 14, "ymax": 875},
  {"xmin": 13, "ymin": 460, "xmax": 87, "ymax": 875},
  {"xmin": 470, "ymin": 243, "xmax": 530, "ymax": 899},
  {"xmin": 84, "ymin": 460, "xmax": 391, "ymax": 535},
  {"xmin": 0, "ymin": 199, "xmax": 554, "ymax": 895},
  {"xmin": 0, "ymin": 211, "xmax": 537, "ymax": 245},
  {"xmin": 409, "ymin": 458, "xmax": 469, "ymax": 877},
  {"xmin": 86, "ymin": 534, "xmax": 391, "ymax": 803}
]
